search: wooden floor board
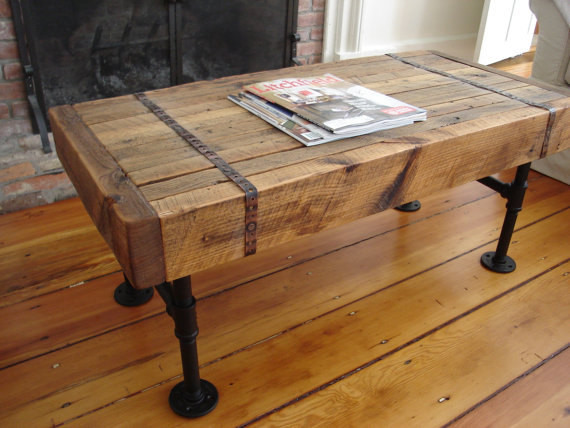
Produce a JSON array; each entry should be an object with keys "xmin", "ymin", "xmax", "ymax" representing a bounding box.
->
[
  {"xmin": 0, "ymin": 198, "xmax": 120, "ymax": 307},
  {"xmin": 1, "ymin": 50, "xmax": 568, "ymax": 427},
  {"xmin": 448, "ymin": 346, "xmax": 570, "ymax": 428},
  {"xmin": 0, "ymin": 271, "xmax": 165, "ymax": 368}
]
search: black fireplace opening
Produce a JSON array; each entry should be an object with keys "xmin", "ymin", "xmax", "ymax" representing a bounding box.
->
[{"xmin": 12, "ymin": 0, "xmax": 299, "ymax": 152}]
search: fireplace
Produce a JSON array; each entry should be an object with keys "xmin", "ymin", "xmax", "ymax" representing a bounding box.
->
[{"xmin": 11, "ymin": 0, "xmax": 300, "ymax": 152}]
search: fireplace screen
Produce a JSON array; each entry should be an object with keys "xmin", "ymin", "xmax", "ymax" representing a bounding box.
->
[{"xmin": 12, "ymin": 0, "xmax": 299, "ymax": 151}]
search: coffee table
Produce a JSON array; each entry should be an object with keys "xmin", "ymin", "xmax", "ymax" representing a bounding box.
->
[{"xmin": 49, "ymin": 51, "xmax": 570, "ymax": 417}]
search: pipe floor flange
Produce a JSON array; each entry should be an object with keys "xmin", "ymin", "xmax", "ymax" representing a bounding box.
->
[
  {"xmin": 395, "ymin": 200, "xmax": 421, "ymax": 212},
  {"xmin": 114, "ymin": 281, "xmax": 154, "ymax": 306},
  {"xmin": 169, "ymin": 380, "xmax": 218, "ymax": 418},
  {"xmin": 480, "ymin": 251, "xmax": 516, "ymax": 273}
]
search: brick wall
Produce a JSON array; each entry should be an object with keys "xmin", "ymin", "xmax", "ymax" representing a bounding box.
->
[
  {"xmin": 0, "ymin": 0, "xmax": 74, "ymax": 213},
  {"xmin": 296, "ymin": 0, "xmax": 325, "ymax": 65},
  {"xmin": 0, "ymin": 0, "xmax": 324, "ymax": 214}
]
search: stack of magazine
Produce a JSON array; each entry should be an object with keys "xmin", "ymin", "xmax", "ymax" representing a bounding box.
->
[{"xmin": 228, "ymin": 74, "xmax": 427, "ymax": 146}]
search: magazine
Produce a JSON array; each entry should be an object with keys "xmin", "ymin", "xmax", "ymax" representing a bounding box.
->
[
  {"xmin": 228, "ymin": 92, "xmax": 415, "ymax": 146},
  {"xmin": 242, "ymin": 74, "xmax": 426, "ymax": 134}
]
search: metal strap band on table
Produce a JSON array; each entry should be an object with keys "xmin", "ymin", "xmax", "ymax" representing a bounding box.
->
[
  {"xmin": 135, "ymin": 92, "xmax": 258, "ymax": 256},
  {"xmin": 387, "ymin": 53, "xmax": 557, "ymax": 154}
]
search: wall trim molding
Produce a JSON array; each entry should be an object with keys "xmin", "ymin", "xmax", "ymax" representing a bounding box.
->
[
  {"xmin": 323, "ymin": 0, "xmax": 485, "ymax": 63},
  {"xmin": 323, "ymin": 0, "xmax": 364, "ymax": 62}
]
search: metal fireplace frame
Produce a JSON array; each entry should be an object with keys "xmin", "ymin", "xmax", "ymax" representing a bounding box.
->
[{"xmin": 10, "ymin": 0, "xmax": 300, "ymax": 154}]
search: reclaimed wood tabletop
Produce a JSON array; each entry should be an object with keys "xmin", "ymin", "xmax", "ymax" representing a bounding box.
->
[{"xmin": 49, "ymin": 51, "xmax": 570, "ymax": 289}]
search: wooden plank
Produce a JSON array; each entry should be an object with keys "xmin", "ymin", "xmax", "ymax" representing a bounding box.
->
[
  {"xmin": 40, "ymin": 211, "xmax": 569, "ymax": 427},
  {"xmin": 250, "ymin": 262, "xmax": 570, "ymax": 428},
  {"xmin": 449, "ymin": 348, "xmax": 570, "ymax": 428},
  {"xmin": 72, "ymin": 94, "xmax": 149, "ymax": 126},
  {"xmin": 390, "ymin": 51, "xmax": 465, "ymax": 70},
  {"xmin": 0, "ymin": 197, "xmax": 89, "ymax": 246},
  {"xmin": 153, "ymin": 106, "xmax": 550, "ymax": 279},
  {"xmin": 87, "ymin": 100, "xmax": 245, "ymax": 145},
  {"xmin": 1, "ymin": 178, "xmax": 566, "ymax": 427},
  {"xmin": 0, "ymin": 226, "xmax": 118, "ymax": 304},
  {"xmin": 48, "ymin": 105, "xmax": 165, "ymax": 288}
]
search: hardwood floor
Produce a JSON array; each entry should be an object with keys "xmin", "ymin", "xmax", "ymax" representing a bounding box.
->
[{"xmin": 1, "ymin": 52, "xmax": 568, "ymax": 427}]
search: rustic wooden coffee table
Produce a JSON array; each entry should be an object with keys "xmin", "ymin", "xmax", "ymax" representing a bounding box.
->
[{"xmin": 49, "ymin": 51, "xmax": 570, "ymax": 418}]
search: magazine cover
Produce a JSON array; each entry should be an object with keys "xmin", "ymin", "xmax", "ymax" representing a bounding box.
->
[{"xmin": 243, "ymin": 74, "xmax": 426, "ymax": 133}]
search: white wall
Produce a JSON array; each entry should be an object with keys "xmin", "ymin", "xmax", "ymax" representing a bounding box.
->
[{"xmin": 323, "ymin": 0, "xmax": 485, "ymax": 62}]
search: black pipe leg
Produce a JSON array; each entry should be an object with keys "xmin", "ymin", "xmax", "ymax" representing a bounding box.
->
[
  {"xmin": 166, "ymin": 276, "xmax": 218, "ymax": 418},
  {"xmin": 114, "ymin": 274, "xmax": 154, "ymax": 306},
  {"xmin": 481, "ymin": 163, "xmax": 531, "ymax": 273}
]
